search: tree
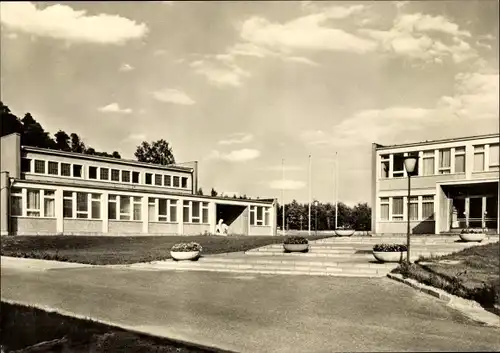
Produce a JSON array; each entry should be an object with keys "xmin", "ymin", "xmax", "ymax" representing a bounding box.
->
[
  {"xmin": 1, "ymin": 102, "xmax": 23, "ymax": 137},
  {"xmin": 134, "ymin": 139, "xmax": 175, "ymax": 165},
  {"xmin": 85, "ymin": 147, "xmax": 96, "ymax": 155},
  {"xmin": 351, "ymin": 203, "xmax": 371, "ymax": 231},
  {"xmin": 21, "ymin": 113, "xmax": 54, "ymax": 148},
  {"xmin": 211, "ymin": 188, "xmax": 218, "ymax": 197},
  {"xmin": 197, "ymin": 188, "xmax": 204, "ymax": 195},
  {"xmin": 54, "ymin": 130, "xmax": 71, "ymax": 151},
  {"xmin": 111, "ymin": 151, "xmax": 121, "ymax": 159},
  {"xmin": 70, "ymin": 133, "xmax": 86, "ymax": 153}
]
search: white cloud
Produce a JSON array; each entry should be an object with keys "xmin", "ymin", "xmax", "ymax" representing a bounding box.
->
[
  {"xmin": 218, "ymin": 133, "xmax": 254, "ymax": 145},
  {"xmin": 97, "ymin": 103, "xmax": 132, "ymax": 114},
  {"xmin": 0, "ymin": 2, "xmax": 148, "ymax": 45},
  {"xmin": 152, "ymin": 88, "xmax": 195, "ymax": 105},
  {"xmin": 119, "ymin": 63, "xmax": 134, "ymax": 72},
  {"xmin": 154, "ymin": 49, "xmax": 168, "ymax": 56},
  {"xmin": 284, "ymin": 56, "xmax": 319, "ymax": 66},
  {"xmin": 5, "ymin": 32, "xmax": 18, "ymax": 39},
  {"xmin": 208, "ymin": 149, "xmax": 261, "ymax": 162},
  {"xmin": 124, "ymin": 133, "xmax": 146, "ymax": 142},
  {"xmin": 190, "ymin": 59, "xmax": 250, "ymax": 87},
  {"xmin": 269, "ymin": 179, "xmax": 306, "ymax": 190}
]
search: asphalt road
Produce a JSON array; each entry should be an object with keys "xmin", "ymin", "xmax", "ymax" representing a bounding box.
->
[{"xmin": 1, "ymin": 266, "xmax": 499, "ymax": 352}]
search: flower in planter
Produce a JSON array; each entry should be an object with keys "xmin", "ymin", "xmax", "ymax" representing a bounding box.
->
[
  {"xmin": 283, "ymin": 236, "xmax": 309, "ymax": 245},
  {"xmin": 171, "ymin": 242, "xmax": 203, "ymax": 252},
  {"xmin": 373, "ymin": 243, "xmax": 408, "ymax": 252},
  {"xmin": 461, "ymin": 228, "xmax": 487, "ymax": 234}
]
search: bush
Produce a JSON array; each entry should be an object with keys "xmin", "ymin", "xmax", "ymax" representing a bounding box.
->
[
  {"xmin": 170, "ymin": 242, "xmax": 202, "ymax": 252},
  {"xmin": 461, "ymin": 228, "xmax": 487, "ymax": 234},
  {"xmin": 373, "ymin": 243, "xmax": 407, "ymax": 252},
  {"xmin": 283, "ymin": 236, "xmax": 309, "ymax": 245}
]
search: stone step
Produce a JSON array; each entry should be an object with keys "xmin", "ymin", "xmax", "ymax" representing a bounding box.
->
[
  {"xmin": 244, "ymin": 251, "xmax": 455, "ymax": 258},
  {"xmin": 191, "ymin": 258, "xmax": 398, "ymax": 268}
]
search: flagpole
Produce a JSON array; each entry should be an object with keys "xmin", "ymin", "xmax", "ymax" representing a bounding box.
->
[
  {"xmin": 335, "ymin": 152, "xmax": 338, "ymax": 229},
  {"xmin": 308, "ymin": 154, "xmax": 312, "ymax": 236},
  {"xmin": 282, "ymin": 158, "xmax": 285, "ymax": 236}
]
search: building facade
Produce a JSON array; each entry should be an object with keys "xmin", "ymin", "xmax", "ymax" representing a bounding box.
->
[
  {"xmin": 0, "ymin": 133, "xmax": 277, "ymax": 236},
  {"xmin": 371, "ymin": 134, "xmax": 499, "ymax": 235}
]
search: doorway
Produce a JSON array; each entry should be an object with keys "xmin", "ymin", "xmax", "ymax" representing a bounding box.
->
[
  {"xmin": 468, "ymin": 197, "xmax": 483, "ymax": 228},
  {"xmin": 485, "ymin": 196, "xmax": 498, "ymax": 230}
]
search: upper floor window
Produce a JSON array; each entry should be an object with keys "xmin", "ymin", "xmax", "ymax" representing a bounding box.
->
[
  {"xmin": 473, "ymin": 145, "xmax": 485, "ymax": 172},
  {"xmin": 181, "ymin": 177, "xmax": 188, "ymax": 188},
  {"xmin": 155, "ymin": 174, "xmax": 162, "ymax": 186},
  {"xmin": 164, "ymin": 175, "xmax": 172, "ymax": 187},
  {"xmin": 21, "ymin": 158, "xmax": 31, "ymax": 173},
  {"xmin": 454, "ymin": 147, "xmax": 465, "ymax": 173},
  {"xmin": 111, "ymin": 169, "xmax": 120, "ymax": 182},
  {"xmin": 392, "ymin": 154, "xmax": 404, "ymax": 178},
  {"xmin": 89, "ymin": 166, "xmax": 97, "ymax": 179},
  {"xmin": 73, "ymin": 165, "xmax": 82, "ymax": 178},
  {"xmin": 145, "ymin": 173, "xmax": 152, "ymax": 185},
  {"xmin": 122, "ymin": 170, "xmax": 130, "ymax": 183},
  {"xmin": 48, "ymin": 161, "xmax": 58, "ymax": 175},
  {"xmin": 489, "ymin": 143, "xmax": 499, "ymax": 171},
  {"xmin": 173, "ymin": 176, "xmax": 180, "ymax": 187},
  {"xmin": 422, "ymin": 150, "xmax": 435, "ymax": 176},
  {"xmin": 132, "ymin": 171, "xmax": 140, "ymax": 184},
  {"xmin": 100, "ymin": 168, "xmax": 109, "ymax": 180},
  {"xmin": 34, "ymin": 160, "xmax": 45, "ymax": 174},
  {"xmin": 380, "ymin": 155, "xmax": 389, "ymax": 179},
  {"xmin": 438, "ymin": 149, "xmax": 451, "ymax": 174},
  {"xmin": 61, "ymin": 163, "xmax": 71, "ymax": 176}
]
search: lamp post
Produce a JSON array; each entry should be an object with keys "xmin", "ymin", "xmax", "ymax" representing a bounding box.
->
[
  {"xmin": 403, "ymin": 154, "xmax": 419, "ymax": 264},
  {"xmin": 314, "ymin": 200, "xmax": 319, "ymax": 236}
]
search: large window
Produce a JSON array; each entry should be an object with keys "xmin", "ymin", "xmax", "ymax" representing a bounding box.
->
[
  {"xmin": 489, "ymin": 143, "xmax": 499, "ymax": 171},
  {"xmin": 44, "ymin": 190, "xmax": 55, "ymax": 217},
  {"xmin": 392, "ymin": 154, "xmax": 404, "ymax": 178},
  {"xmin": 62, "ymin": 191, "xmax": 101, "ymax": 219},
  {"xmin": 26, "ymin": 189, "xmax": 41, "ymax": 216},
  {"xmin": 392, "ymin": 197, "xmax": 404, "ymax": 221},
  {"xmin": 183, "ymin": 201, "xmax": 209, "ymax": 223},
  {"xmin": 454, "ymin": 147, "xmax": 465, "ymax": 173},
  {"xmin": 76, "ymin": 192, "xmax": 89, "ymax": 218},
  {"xmin": 438, "ymin": 148, "xmax": 451, "ymax": 174},
  {"xmin": 474, "ymin": 145, "xmax": 485, "ymax": 172},
  {"xmin": 26, "ymin": 189, "xmax": 55, "ymax": 217},
  {"xmin": 250, "ymin": 206, "xmax": 271, "ymax": 226},
  {"xmin": 422, "ymin": 196, "xmax": 434, "ymax": 220},
  {"xmin": 63, "ymin": 191, "xmax": 73, "ymax": 218},
  {"xmin": 108, "ymin": 195, "xmax": 142, "ymax": 221},
  {"xmin": 380, "ymin": 198, "xmax": 389, "ymax": 220},
  {"xmin": 380, "ymin": 155, "xmax": 389, "ymax": 179},
  {"xmin": 10, "ymin": 188, "xmax": 22, "ymax": 216},
  {"xmin": 409, "ymin": 196, "xmax": 418, "ymax": 221},
  {"xmin": 150, "ymin": 198, "xmax": 178, "ymax": 222},
  {"xmin": 422, "ymin": 150, "xmax": 435, "ymax": 176}
]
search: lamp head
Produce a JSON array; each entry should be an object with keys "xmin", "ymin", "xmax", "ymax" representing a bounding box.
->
[{"xmin": 403, "ymin": 155, "xmax": 419, "ymax": 174}]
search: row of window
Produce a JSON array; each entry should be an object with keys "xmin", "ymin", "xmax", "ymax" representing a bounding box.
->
[
  {"xmin": 379, "ymin": 196, "xmax": 434, "ymax": 221},
  {"xmin": 22, "ymin": 158, "xmax": 190, "ymax": 189},
  {"xmin": 380, "ymin": 143, "xmax": 499, "ymax": 179},
  {"xmin": 250, "ymin": 205, "xmax": 271, "ymax": 226}
]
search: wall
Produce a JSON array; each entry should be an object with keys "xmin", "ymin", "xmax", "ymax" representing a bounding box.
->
[
  {"xmin": 471, "ymin": 171, "xmax": 499, "ymax": 180},
  {"xmin": 376, "ymin": 220, "xmax": 435, "ymax": 234},
  {"xmin": 1, "ymin": 133, "xmax": 20, "ymax": 178},
  {"xmin": 0, "ymin": 172, "xmax": 9, "ymax": 235},
  {"xmin": 148, "ymin": 222, "xmax": 178, "ymax": 235},
  {"xmin": 11, "ymin": 218, "xmax": 57, "ymax": 235},
  {"xmin": 437, "ymin": 186, "xmax": 449, "ymax": 233},
  {"xmin": 183, "ymin": 223, "xmax": 210, "ymax": 235},
  {"xmin": 108, "ymin": 221, "xmax": 142, "ymax": 234},
  {"xmin": 249, "ymin": 225, "xmax": 272, "ymax": 236},
  {"xmin": 64, "ymin": 219, "xmax": 102, "ymax": 233},
  {"xmin": 379, "ymin": 174, "xmax": 466, "ymax": 192}
]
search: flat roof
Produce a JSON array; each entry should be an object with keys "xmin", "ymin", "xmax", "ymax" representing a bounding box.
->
[
  {"xmin": 22, "ymin": 146, "xmax": 194, "ymax": 173},
  {"xmin": 374, "ymin": 133, "xmax": 499, "ymax": 151}
]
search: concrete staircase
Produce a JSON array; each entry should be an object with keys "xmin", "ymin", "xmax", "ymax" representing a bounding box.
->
[{"xmin": 125, "ymin": 235, "xmax": 499, "ymax": 278}]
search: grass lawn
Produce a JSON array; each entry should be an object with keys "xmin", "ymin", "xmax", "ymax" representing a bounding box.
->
[
  {"xmin": 0, "ymin": 235, "xmax": 332, "ymax": 265},
  {"xmin": 0, "ymin": 301, "xmax": 226, "ymax": 353},
  {"xmin": 393, "ymin": 242, "xmax": 500, "ymax": 312}
]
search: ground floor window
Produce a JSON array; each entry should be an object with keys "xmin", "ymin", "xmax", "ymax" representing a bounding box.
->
[
  {"xmin": 148, "ymin": 197, "xmax": 178, "ymax": 222},
  {"xmin": 250, "ymin": 206, "xmax": 271, "ymax": 226},
  {"xmin": 63, "ymin": 191, "xmax": 101, "ymax": 220},
  {"xmin": 379, "ymin": 195, "xmax": 434, "ymax": 221},
  {"xmin": 183, "ymin": 200, "xmax": 209, "ymax": 223},
  {"xmin": 108, "ymin": 195, "xmax": 142, "ymax": 221},
  {"xmin": 10, "ymin": 188, "xmax": 56, "ymax": 218}
]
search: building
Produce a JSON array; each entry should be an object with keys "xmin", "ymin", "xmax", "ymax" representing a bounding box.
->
[
  {"xmin": 371, "ymin": 133, "xmax": 499, "ymax": 235},
  {"xmin": 0, "ymin": 133, "xmax": 277, "ymax": 236}
]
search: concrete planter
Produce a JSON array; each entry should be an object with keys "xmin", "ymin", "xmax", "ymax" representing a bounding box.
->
[
  {"xmin": 335, "ymin": 229, "xmax": 355, "ymax": 237},
  {"xmin": 373, "ymin": 251, "xmax": 406, "ymax": 263},
  {"xmin": 170, "ymin": 251, "xmax": 200, "ymax": 261},
  {"xmin": 459, "ymin": 233, "xmax": 486, "ymax": 242},
  {"xmin": 283, "ymin": 243, "xmax": 309, "ymax": 252}
]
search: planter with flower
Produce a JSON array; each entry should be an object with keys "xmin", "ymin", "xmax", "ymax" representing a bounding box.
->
[
  {"xmin": 372, "ymin": 243, "xmax": 407, "ymax": 263},
  {"xmin": 283, "ymin": 236, "xmax": 309, "ymax": 253},
  {"xmin": 459, "ymin": 228, "xmax": 487, "ymax": 242},
  {"xmin": 335, "ymin": 222, "xmax": 355, "ymax": 237},
  {"xmin": 170, "ymin": 242, "xmax": 202, "ymax": 261}
]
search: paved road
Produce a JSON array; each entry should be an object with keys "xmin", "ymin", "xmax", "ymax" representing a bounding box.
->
[{"xmin": 1, "ymin": 265, "xmax": 499, "ymax": 352}]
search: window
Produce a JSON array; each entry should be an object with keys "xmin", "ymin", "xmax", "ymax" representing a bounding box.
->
[
  {"xmin": 122, "ymin": 170, "xmax": 130, "ymax": 183},
  {"xmin": 170, "ymin": 200, "xmax": 177, "ymax": 222},
  {"xmin": 183, "ymin": 201, "xmax": 189, "ymax": 222},
  {"xmin": 133, "ymin": 197, "xmax": 142, "ymax": 221},
  {"xmin": 173, "ymin": 176, "xmax": 180, "ymax": 187},
  {"xmin": 380, "ymin": 155, "xmax": 389, "ymax": 179},
  {"xmin": 61, "ymin": 163, "xmax": 71, "ymax": 176},
  {"xmin": 380, "ymin": 198, "xmax": 389, "ymax": 220},
  {"xmin": 474, "ymin": 145, "xmax": 485, "ymax": 172},
  {"xmin": 392, "ymin": 154, "xmax": 404, "ymax": 177},
  {"xmin": 192, "ymin": 201, "xmax": 200, "ymax": 223},
  {"xmin": 145, "ymin": 173, "xmax": 152, "ymax": 185},
  {"xmin": 164, "ymin": 175, "xmax": 171, "ymax": 187},
  {"xmin": 34, "ymin": 160, "xmax": 45, "ymax": 174},
  {"xmin": 111, "ymin": 169, "xmax": 120, "ymax": 182},
  {"xmin": 132, "ymin": 171, "xmax": 140, "ymax": 184},
  {"xmin": 153, "ymin": 198, "xmax": 178, "ymax": 222},
  {"xmin": 202, "ymin": 202, "xmax": 209, "ymax": 223},
  {"xmin": 21, "ymin": 158, "xmax": 31, "ymax": 173},
  {"xmin": 182, "ymin": 201, "xmax": 208, "ymax": 223},
  {"xmin": 73, "ymin": 165, "xmax": 82, "ymax": 178},
  {"xmin": 489, "ymin": 143, "xmax": 499, "ymax": 171},
  {"xmin": 422, "ymin": 195, "xmax": 434, "ymax": 220},
  {"xmin": 10, "ymin": 188, "xmax": 22, "ymax": 216},
  {"xmin": 44, "ymin": 190, "xmax": 55, "ymax": 217},
  {"xmin": 392, "ymin": 197, "xmax": 403, "ymax": 220},
  {"xmin": 264, "ymin": 208, "xmax": 270, "ymax": 226},
  {"xmin": 100, "ymin": 168, "xmax": 109, "ymax": 180},
  {"xmin": 108, "ymin": 195, "xmax": 117, "ymax": 220},
  {"xmin": 120, "ymin": 196, "xmax": 131, "ymax": 220},
  {"xmin": 155, "ymin": 174, "xmax": 162, "ymax": 186},
  {"xmin": 63, "ymin": 191, "xmax": 73, "ymax": 218},
  {"xmin": 91, "ymin": 194, "xmax": 101, "ymax": 219},
  {"xmin": 158, "ymin": 199, "xmax": 168, "ymax": 221},
  {"xmin": 148, "ymin": 198, "xmax": 157, "ymax": 222},
  {"xmin": 250, "ymin": 206, "xmax": 270, "ymax": 226},
  {"xmin": 48, "ymin": 161, "xmax": 58, "ymax": 175},
  {"xmin": 454, "ymin": 147, "xmax": 465, "ymax": 173},
  {"xmin": 76, "ymin": 192, "xmax": 89, "ymax": 218},
  {"xmin": 89, "ymin": 166, "xmax": 97, "ymax": 179},
  {"xmin": 108, "ymin": 195, "xmax": 140, "ymax": 221},
  {"xmin": 181, "ymin": 177, "xmax": 188, "ymax": 188},
  {"xmin": 409, "ymin": 196, "xmax": 418, "ymax": 221},
  {"xmin": 438, "ymin": 149, "xmax": 451, "ymax": 174},
  {"xmin": 422, "ymin": 150, "xmax": 435, "ymax": 176},
  {"xmin": 26, "ymin": 189, "xmax": 41, "ymax": 216}
]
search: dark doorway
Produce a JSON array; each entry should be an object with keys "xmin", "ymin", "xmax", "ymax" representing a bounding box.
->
[{"xmin": 215, "ymin": 204, "xmax": 248, "ymax": 235}]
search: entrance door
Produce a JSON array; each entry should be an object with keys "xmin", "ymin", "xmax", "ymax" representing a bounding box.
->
[
  {"xmin": 468, "ymin": 197, "xmax": 483, "ymax": 228},
  {"xmin": 451, "ymin": 198, "xmax": 466, "ymax": 229},
  {"xmin": 485, "ymin": 196, "xmax": 498, "ymax": 230}
]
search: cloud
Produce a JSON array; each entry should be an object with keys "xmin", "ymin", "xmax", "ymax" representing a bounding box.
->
[
  {"xmin": 152, "ymin": 88, "xmax": 195, "ymax": 105},
  {"xmin": 208, "ymin": 149, "xmax": 261, "ymax": 162},
  {"xmin": 283, "ymin": 56, "xmax": 319, "ymax": 66},
  {"xmin": 124, "ymin": 133, "xmax": 146, "ymax": 142},
  {"xmin": 218, "ymin": 133, "xmax": 254, "ymax": 145},
  {"xmin": 0, "ymin": 2, "xmax": 148, "ymax": 45},
  {"xmin": 97, "ymin": 103, "xmax": 132, "ymax": 114},
  {"xmin": 269, "ymin": 180, "xmax": 306, "ymax": 190},
  {"xmin": 300, "ymin": 130, "xmax": 332, "ymax": 145},
  {"xmin": 119, "ymin": 63, "xmax": 134, "ymax": 72},
  {"xmin": 190, "ymin": 59, "xmax": 250, "ymax": 87}
]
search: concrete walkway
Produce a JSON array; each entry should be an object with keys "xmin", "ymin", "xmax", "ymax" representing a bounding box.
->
[{"xmin": 2, "ymin": 263, "xmax": 499, "ymax": 352}]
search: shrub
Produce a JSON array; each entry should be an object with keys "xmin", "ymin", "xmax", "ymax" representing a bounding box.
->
[
  {"xmin": 373, "ymin": 243, "xmax": 407, "ymax": 252},
  {"xmin": 461, "ymin": 228, "xmax": 487, "ymax": 234},
  {"xmin": 283, "ymin": 236, "xmax": 309, "ymax": 245},
  {"xmin": 170, "ymin": 242, "xmax": 202, "ymax": 252}
]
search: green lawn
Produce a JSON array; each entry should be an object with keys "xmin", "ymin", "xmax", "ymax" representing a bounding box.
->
[
  {"xmin": 393, "ymin": 242, "xmax": 500, "ymax": 311},
  {"xmin": 0, "ymin": 235, "xmax": 332, "ymax": 265},
  {"xmin": 0, "ymin": 301, "xmax": 225, "ymax": 353}
]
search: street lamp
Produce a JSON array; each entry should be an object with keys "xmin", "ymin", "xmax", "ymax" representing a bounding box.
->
[
  {"xmin": 403, "ymin": 154, "xmax": 419, "ymax": 264},
  {"xmin": 314, "ymin": 200, "xmax": 319, "ymax": 236}
]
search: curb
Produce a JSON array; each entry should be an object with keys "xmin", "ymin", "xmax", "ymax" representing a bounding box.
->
[{"xmin": 387, "ymin": 273, "xmax": 500, "ymax": 328}]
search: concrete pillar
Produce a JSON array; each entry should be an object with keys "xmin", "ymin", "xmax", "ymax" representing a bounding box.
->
[
  {"xmin": 0, "ymin": 172, "xmax": 9, "ymax": 236},
  {"xmin": 142, "ymin": 195, "xmax": 148, "ymax": 234},
  {"xmin": 177, "ymin": 198, "xmax": 184, "ymax": 235},
  {"xmin": 370, "ymin": 143, "xmax": 378, "ymax": 234},
  {"xmin": 465, "ymin": 145, "xmax": 473, "ymax": 179},
  {"xmin": 102, "ymin": 192, "xmax": 109, "ymax": 234},
  {"xmin": 209, "ymin": 201, "xmax": 217, "ymax": 234},
  {"xmin": 55, "ymin": 188, "xmax": 63, "ymax": 234}
]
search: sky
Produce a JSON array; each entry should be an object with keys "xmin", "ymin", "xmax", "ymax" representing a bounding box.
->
[{"xmin": 1, "ymin": 1, "xmax": 498, "ymax": 206}]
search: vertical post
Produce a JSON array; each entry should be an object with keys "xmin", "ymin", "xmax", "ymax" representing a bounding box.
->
[
  {"xmin": 407, "ymin": 174, "xmax": 411, "ymax": 264},
  {"xmin": 308, "ymin": 154, "xmax": 312, "ymax": 236},
  {"xmin": 335, "ymin": 152, "xmax": 338, "ymax": 229},
  {"xmin": 282, "ymin": 158, "xmax": 285, "ymax": 236},
  {"xmin": 315, "ymin": 204, "xmax": 318, "ymax": 236}
]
